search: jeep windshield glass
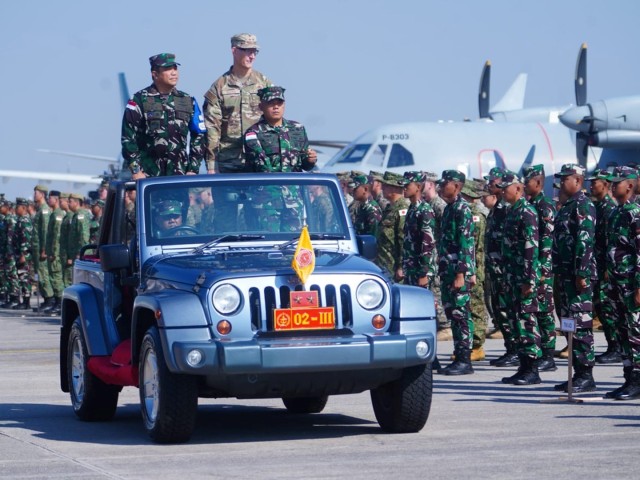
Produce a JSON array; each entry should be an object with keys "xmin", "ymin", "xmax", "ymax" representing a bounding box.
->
[{"xmin": 143, "ymin": 175, "xmax": 350, "ymax": 247}]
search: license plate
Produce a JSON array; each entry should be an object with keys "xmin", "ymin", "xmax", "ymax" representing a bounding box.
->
[{"xmin": 273, "ymin": 306, "xmax": 335, "ymax": 331}]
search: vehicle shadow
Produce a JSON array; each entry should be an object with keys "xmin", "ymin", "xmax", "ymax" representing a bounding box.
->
[{"xmin": 0, "ymin": 401, "xmax": 381, "ymax": 446}]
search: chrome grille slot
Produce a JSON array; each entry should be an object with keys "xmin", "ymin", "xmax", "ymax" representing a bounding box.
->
[{"xmin": 339, "ymin": 284, "xmax": 353, "ymax": 327}]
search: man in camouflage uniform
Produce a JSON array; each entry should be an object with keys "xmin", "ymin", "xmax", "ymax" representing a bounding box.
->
[
  {"xmin": 401, "ymin": 171, "xmax": 436, "ymax": 287},
  {"xmin": 122, "ymin": 53, "xmax": 206, "ymax": 178},
  {"xmin": 498, "ymin": 171, "xmax": 542, "ymax": 385},
  {"xmin": 244, "ymin": 86, "xmax": 317, "ymax": 172},
  {"xmin": 12, "ymin": 198, "xmax": 33, "ymax": 310},
  {"xmin": 309, "ymin": 184, "xmax": 338, "ymax": 233},
  {"xmin": 369, "ymin": 171, "xmax": 390, "ymax": 211},
  {"xmin": 59, "ymin": 193, "xmax": 73, "ymax": 289},
  {"xmin": 0, "ymin": 200, "xmax": 19, "ymax": 308},
  {"xmin": 436, "ymin": 170, "xmax": 476, "ymax": 375},
  {"xmin": 89, "ymin": 199, "xmax": 104, "ymax": 245},
  {"xmin": 204, "ymin": 33, "xmax": 271, "ymax": 174},
  {"xmin": 67, "ymin": 194, "xmax": 91, "ymax": 278},
  {"xmin": 460, "ymin": 179, "xmax": 488, "ymax": 361},
  {"xmin": 602, "ymin": 166, "xmax": 640, "ymax": 400},
  {"xmin": 484, "ymin": 167, "xmax": 519, "ymax": 367},
  {"xmin": 375, "ymin": 172, "xmax": 409, "ymax": 282},
  {"xmin": 45, "ymin": 191, "xmax": 65, "ymax": 315},
  {"xmin": 0, "ymin": 198, "xmax": 9, "ymax": 306},
  {"xmin": 421, "ymin": 171, "xmax": 449, "ymax": 338},
  {"xmin": 588, "ymin": 169, "xmax": 621, "ymax": 364},
  {"xmin": 32, "ymin": 185, "xmax": 53, "ymax": 311},
  {"xmin": 524, "ymin": 165, "xmax": 558, "ymax": 372},
  {"xmin": 349, "ymin": 174, "xmax": 382, "ymax": 236},
  {"xmin": 552, "ymin": 163, "xmax": 597, "ymax": 393}
]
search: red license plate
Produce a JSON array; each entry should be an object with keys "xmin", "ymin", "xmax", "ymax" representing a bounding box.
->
[{"xmin": 273, "ymin": 307, "xmax": 335, "ymax": 331}]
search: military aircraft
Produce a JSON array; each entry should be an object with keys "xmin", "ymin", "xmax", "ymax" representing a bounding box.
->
[
  {"xmin": 322, "ymin": 44, "xmax": 640, "ymax": 185},
  {"xmin": 0, "ymin": 73, "xmax": 130, "ymax": 190}
]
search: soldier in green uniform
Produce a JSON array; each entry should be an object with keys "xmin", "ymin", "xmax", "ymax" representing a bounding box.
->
[
  {"xmin": 588, "ymin": 169, "xmax": 621, "ymax": 364},
  {"xmin": 369, "ymin": 170, "xmax": 390, "ymax": 211},
  {"xmin": 243, "ymin": 86, "xmax": 317, "ymax": 172},
  {"xmin": 498, "ymin": 171, "xmax": 542, "ymax": 385},
  {"xmin": 436, "ymin": 170, "xmax": 476, "ymax": 375},
  {"xmin": 59, "ymin": 193, "xmax": 73, "ymax": 288},
  {"xmin": 349, "ymin": 174, "xmax": 382, "ymax": 236},
  {"xmin": 122, "ymin": 53, "xmax": 206, "ymax": 179},
  {"xmin": 460, "ymin": 179, "xmax": 488, "ymax": 362},
  {"xmin": 401, "ymin": 171, "xmax": 436, "ymax": 288},
  {"xmin": 602, "ymin": 166, "xmax": 640, "ymax": 400},
  {"xmin": 552, "ymin": 163, "xmax": 597, "ymax": 393},
  {"xmin": 484, "ymin": 168, "xmax": 519, "ymax": 367},
  {"xmin": 67, "ymin": 194, "xmax": 91, "ymax": 282},
  {"xmin": 12, "ymin": 198, "xmax": 33, "ymax": 310},
  {"xmin": 309, "ymin": 184, "xmax": 339, "ymax": 233},
  {"xmin": 524, "ymin": 165, "xmax": 558, "ymax": 372},
  {"xmin": 32, "ymin": 185, "xmax": 53, "ymax": 311},
  {"xmin": 0, "ymin": 200, "xmax": 19, "ymax": 308},
  {"xmin": 89, "ymin": 199, "xmax": 104, "ymax": 245},
  {"xmin": 0, "ymin": 198, "xmax": 9, "ymax": 306},
  {"xmin": 374, "ymin": 172, "xmax": 409, "ymax": 282},
  {"xmin": 421, "ymin": 171, "xmax": 450, "ymax": 338},
  {"xmin": 45, "ymin": 191, "xmax": 65, "ymax": 315}
]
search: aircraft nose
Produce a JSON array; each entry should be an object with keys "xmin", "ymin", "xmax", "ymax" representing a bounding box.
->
[{"xmin": 559, "ymin": 105, "xmax": 591, "ymax": 133}]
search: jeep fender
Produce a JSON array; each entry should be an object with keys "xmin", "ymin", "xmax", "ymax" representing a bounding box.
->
[
  {"xmin": 389, "ymin": 284, "xmax": 437, "ymax": 334},
  {"xmin": 131, "ymin": 290, "xmax": 209, "ymax": 370}
]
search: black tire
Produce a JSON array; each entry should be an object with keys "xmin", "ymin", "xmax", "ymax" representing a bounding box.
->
[
  {"xmin": 139, "ymin": 326, "xmax": 198, "ymax": 443},
  {"xmin": 282, "ymin": 395, "xmax": 329, "ymax": 414},
  {"xmin": 67, "ymin": 318, "xmax": 119, "ymax": 421},
  {"xmin": 370, "ymin": 363, "xmax": 433, "ymax": 433}
]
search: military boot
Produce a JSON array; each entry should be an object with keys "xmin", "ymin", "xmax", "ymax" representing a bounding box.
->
[
  {"xmin": 41, "ymin": 297, "xmax": 56, "ymax": 313},
  {"xmin": 432, "ymin": 357, "xmax": 442, "ymax": 371},
  {"xmin": 537, "ymin": 348, "xmax": 557, "ymax": 372},
  {"xmin": 513, "ymin": 356, "xmax": 542, "ymax": 385},
  {"xmin": 501, "ymin": 355, "xmax": 527, "ymax": 384},
  {"xmin": 439, "ymin": 349, "xmax": 474, "ymax": 376},
  {"xmin": 595, "ymin": 342, "xmax": 622, "ymax": 364},
  {"xmin": 2, "ymin": 295, "xmax": 20, "ymax": 309},
  {"xmin": 13, "ymin": 296, "xmax": 30, "ymax": 310},
  {"xmin": 604, "ymin": 366, "xmax": 633, "ymax": 399},
  {"xmin": 490, "ymin": 350, "xmax": 520, "ymax": 367},
  {"xmin": 554, "ymin": 364, "xmax": 596, "ymax": 393},
  {"xmin": 613, "ymin": 370, "xmax": 640, "ymax": 401},
  {"xmin": 50, "ymin": 297, "xmax": 62, "ymax": 315}
]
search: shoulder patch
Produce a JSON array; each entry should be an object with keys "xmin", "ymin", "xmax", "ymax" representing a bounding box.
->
[
  {"xmin": 399, "ymin": 209, "xmax": 408, "ymax": 216},
  {"xmin": 126, "ymin": 100, "xmax": 138, "ymax": 111},
  {"xmin": 473, "ymin": 215, "xmax": 480, "ymax": 223},
  {"xmin": 245, "ymin": 131, "xmax": 258, "ymax": 141}
]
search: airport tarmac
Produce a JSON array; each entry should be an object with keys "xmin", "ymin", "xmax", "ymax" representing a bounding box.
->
[{"xmin": 1, "ymin": 308, "xmax": 638, "ymax": 479}]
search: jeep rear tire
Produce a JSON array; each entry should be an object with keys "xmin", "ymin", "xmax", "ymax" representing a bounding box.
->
[
  {"xmin": 282, "ymin": 395, "xmax": 329, "ymax": 414},
  {"xmin": 68, "ymin": 318, "xmax": 119, "ymax": 421},
  {"xmin": 139, "ymin": 326, "xmax": 198, "ymax": 443},
  {"xmin": 370, "ymin": 363, "xmax": 433, "ymax": 433}
]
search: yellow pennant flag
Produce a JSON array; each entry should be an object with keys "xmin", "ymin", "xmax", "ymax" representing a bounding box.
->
[{"xmin": 291, "ymin": 225, "xmax": 315, "ymax": 286}]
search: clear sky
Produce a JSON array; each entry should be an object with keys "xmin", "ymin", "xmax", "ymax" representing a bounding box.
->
[{"xmin": 1, "ymin": 0, "xmax": 639, "ymax": 199}]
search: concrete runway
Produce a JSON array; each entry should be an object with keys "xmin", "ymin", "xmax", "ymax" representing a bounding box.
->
[{"xmin": 1, "ymin": 307, "xmax": 638, "ymax": 479}]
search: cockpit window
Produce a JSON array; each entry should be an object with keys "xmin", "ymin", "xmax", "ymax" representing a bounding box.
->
[
  {"xmin": 367, "ymin": 144, "xmax": 387, "ymax": 167},
  {"xmin": 144, "ymin": 179, "xmax": 348, "ymax": 246},
  {"xmin": 331, "ymin": 144, "xmax": 371, "ymax": 164},
  {"xmin": 387, "ymin": 143, "xmax": 414, "ymax": 168}
]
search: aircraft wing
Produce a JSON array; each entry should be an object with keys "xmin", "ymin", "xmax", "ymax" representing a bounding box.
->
[
  {"xmin": 36, "ymin": 149, "xmax": 119, "ymax": 163},
  {"xmin": 0, "ymin": 170, "xmax": 102, "ymax": 185}
]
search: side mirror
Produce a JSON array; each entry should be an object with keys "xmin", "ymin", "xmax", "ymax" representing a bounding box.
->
[
  {"xmin": 357, "ymin": 235, "xmax": 377, "ymax": 260},
  {"xmin": 99, "ymin": 244, "xmax": 131, "ymax": 272}
]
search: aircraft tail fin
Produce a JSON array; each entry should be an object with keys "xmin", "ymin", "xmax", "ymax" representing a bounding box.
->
[
  {"xmin": 118, "ymin": 72, "xmax": 130, "ymax": 110},
  {"xmin": 491, "ymin": 73, "xmax": 527, "ymax": 113}
]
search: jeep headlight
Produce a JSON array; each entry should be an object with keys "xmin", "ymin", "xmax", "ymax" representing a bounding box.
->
[
  {"xmin": 356, "ymin": 279, "xmax": 384, "ymax": 310},
  {"xmin": 212, "ymin": 284, "xmax": 241, "ymax": 315}
]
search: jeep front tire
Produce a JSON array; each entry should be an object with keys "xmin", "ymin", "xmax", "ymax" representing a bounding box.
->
[{"xmin": 139, "ymin": 326, "xmax": 198, "ymax": 443}]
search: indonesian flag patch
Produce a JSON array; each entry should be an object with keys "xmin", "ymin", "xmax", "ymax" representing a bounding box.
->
[
  {"xmin": 245, "ymin": 131, "xmax": 257, "ymax": 141},
  {"xmin": 126, "ymin": 100, "xmax": 138, "ymax": 111}
]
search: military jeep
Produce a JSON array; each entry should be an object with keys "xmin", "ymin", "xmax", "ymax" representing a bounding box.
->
[{"xmin": 60, "ymin": 173, "xmax": 436, "ymax": 443}]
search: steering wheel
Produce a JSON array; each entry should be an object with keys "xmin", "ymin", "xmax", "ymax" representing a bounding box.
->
[{"xmin": 165, "ymin": 225, "xmax": 200, "ymax": 237}]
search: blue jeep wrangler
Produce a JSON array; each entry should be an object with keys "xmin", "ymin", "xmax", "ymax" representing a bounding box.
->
[{"xmin": 60, "ymin": 173, "xmax": 436, "ymax": 443}]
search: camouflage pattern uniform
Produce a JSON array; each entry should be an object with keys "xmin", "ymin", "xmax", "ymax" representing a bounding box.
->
[
  {"xmin": 465, "ymin": 183, "xmax": 488, "ymax": 350},
  {"xmin": 369, "ymin": 171, "xmax": 390, "ymax": 211},
  {"xmin": 604, "ymin": 166, "xmax": 640, "ymax": 397},
  {"xmin": 243, "ymin": 88, "xmax": 315, "ymax": 173},
  {"xmin": 309, "ymin": 187, "xmax": 339, "ymax": 233},
  {"xmin": 589, "ymin": 169, "xmax": 620, "ymax": 359},
  {"xmin": 374, "ymin": 173, "xmax": 409, "ymax": 279},
  {"xmin": 59, "ymin": 194, "xmax": 73, "ymax": 288},
  {"xmin": 122, "ymin": 54, "xmax": 206, "ymax": 177},
  {"xmin": 89, "ymin": 200, "xmax": 104, "ymax": 245},
  {"xmin": 552, "ymin": 165, "xmax": 596, "ymax": 372},
  {"xmin": 425, "ymin": 172, "xmax": 448, "ymax": 329},
  {"xmin": 437, "ymin": 171, "xmax": 476, "ymax": 355},
  {"xmin": 348, "ymin": 174, "xmax": 382, "ymax": 236},
  {"xmin": 0, "ymin": 206, "xmax": 7, "ymax": 301},
  {"xmin": 402, "ymin": 172, "xmax": 437, "ymax": 286},
  {"xmin": 13, "ymin": 199, "xmax": 33, "ymax": 302},
  {"xmin": 501, "ymin": 181, "xmax": 541, "ymax": 361},
  {"xmin": 525, "ymin": 165, "xmax": 558, "ymax": 359},
  {"xmin": 2, "ymin": 203, "xmax": 19, "ymax": 304}
]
